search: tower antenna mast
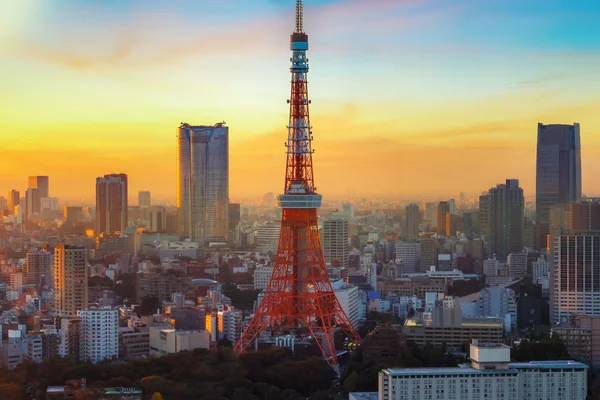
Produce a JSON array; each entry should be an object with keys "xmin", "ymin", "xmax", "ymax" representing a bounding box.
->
[{"xmin": 295, "ymin": 0, "xmax": 303, "ymax": 33}]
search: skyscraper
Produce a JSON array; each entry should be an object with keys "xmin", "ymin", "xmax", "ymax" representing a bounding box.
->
[
  {"xmin": 96, "ymin": 174, "xmax": 128, "ymax": 235},
  {"xmin": 177, "ymin": 122, "xmax": 229, "ymax": 244},
  {"xmin": 28, "ymin": 176, "xmax": 49, "ymax": 198},
  {"xmin": 25, "ymin": 247, "xmax": 53, "ymax": 287},
  {"xmin": 478, "ymin": 194, "xmax": 490, "ymax": 236},
  {"xmin": 488, "ymin": 179, "xmax": 524, "ymax": 260},
  {"xmin": 148, "ymin": 206, "xmax": 167, "ymax": 233},
  {"xmin": 228, "ymin": 203, "xmax": 241, "ymax": 244},
  {"xmin": 536, "ymin": 123, "xmax": 582, "ymax": 250},
  {"xmin": 405, "ymin": 203, "xmax": 420, "ymax": 240},
  {"xmin": 54, "ymin": 245, "xmax": 88, "ymax": 317},
  {"xmin": 78, "ymin": 309, "xmax": 119, "ymax": 363},
  {"xmin": 138, "ymin": 191, "xmax": 151, "ymax": 207},
  {"xmin": 424, "ymin": 202, "xmax": 437, "ymax": 230},
  {"xmin": 437, "ymin": 201, "xmax": 450, "ymax": 236},
  {"xmin": 322, "ymin": 216, "xmax": 349, "ymax": 269},
  {"xmin": 25, "ymin": 187, "xmax": 40, "ymax": 220},
  {"xmin": 8, "ymin": 190, "xmax": 20, "ymax": 214},
  {"xmin": 552, "ymin": 232, "xmax": 600, "ymax": 324}
]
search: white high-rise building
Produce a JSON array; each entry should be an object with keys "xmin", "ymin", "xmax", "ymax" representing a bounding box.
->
[
  {"xmin": 253, "ymin": 264, "xmax": 274, "ymax": 290},
  {"xmin": 217, "ymin": 307, "xmax": 240, "ymax": 342},
  {"xmin": 322, "ymin": 217, "xmax": 349, "ymax": 269},
  {"xmin": 553, "ymin": 233, "xmax": 600, "ymax": 324},
  {"xmin": 332, "ymin": 279, "xmax": 359, "ymax": 327},
  {"xmin": 256, "ymin": 222, "xmax": 281, "ymax": 254},
  {"xmin": 77, "ymin": 308, "xmax": 118, "ymax": 364},
  {"xmin": 395, "ymin": 241, "xmax": 421, "ymax": 274},
  {"xmin": 177, "ymin": 123, "xmax": 229, "ymax": 244}
]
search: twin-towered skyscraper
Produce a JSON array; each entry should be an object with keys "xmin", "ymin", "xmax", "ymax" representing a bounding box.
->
[{"xmin": 176, "ymin": 122, "xmax": 229, "ymax": 246}]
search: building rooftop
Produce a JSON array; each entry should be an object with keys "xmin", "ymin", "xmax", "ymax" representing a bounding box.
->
[
  {"xmin": 381, "ymin": 360, "xmax": 588, "ymax": 377},
  {"xmin": 382, "ymin": 367, "xmax": 520, "ymax": 377},
  {"xmin": 510, "ymin": 360, "xmax": 588, "ymax": 369},
  {"xmin": 349, "ymin": 393, "xmax": 378, "ymax": 400}
]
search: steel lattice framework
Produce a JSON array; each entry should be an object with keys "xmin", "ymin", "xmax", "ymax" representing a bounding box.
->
[{"xmin": 234, "ymin": 0, "xmax": 361, "ymax": 373}]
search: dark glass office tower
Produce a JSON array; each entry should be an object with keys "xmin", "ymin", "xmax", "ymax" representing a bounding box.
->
[
  {"xmin": 488, "ymin": 179, "xmax": 524, "ymax": 260},
  {"xmin": 536, "ymin": 123, "xmax": 581, "ymax": 250}
]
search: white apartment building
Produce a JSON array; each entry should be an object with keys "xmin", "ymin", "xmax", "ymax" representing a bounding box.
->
[
  {"xmin": 332, "ymin": 279, "xmax": 359, "ymax": 327},
  {"xmin": 378, "ymin": 341, "xmax": 588, "ymax": 400},
  {"xmin": 217, "ymin": 308, "xmax": 241, "ymax": 342},
  {"xmin": 253, "ymin": 264, "xmax": 274, "ymax": 290},
  {"xmin": 553, "ymin": 233, "xmax": 600, "ymax": 324},
  {"xmin": 77, "ymin": 308, "xmax": 119, "ymax": 364}
]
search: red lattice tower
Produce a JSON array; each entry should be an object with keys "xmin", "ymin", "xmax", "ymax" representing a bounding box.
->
[{"xmin": 234, "ymin": 0, "xmax": 361, "ymax": 373}]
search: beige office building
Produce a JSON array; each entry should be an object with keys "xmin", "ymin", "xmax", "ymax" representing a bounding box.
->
[
  {"xmin": 54, "ymin": 245, "xmax": 88, "ymax": 316},
  {"xmin": 149, "ymin": 327, "xmax": 210, "ymax": 356}
]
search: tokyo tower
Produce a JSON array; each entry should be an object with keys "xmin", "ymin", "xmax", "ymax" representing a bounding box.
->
[{"xmin": 235, "ymin": 0, "xmax": 362, "ymax": 373}]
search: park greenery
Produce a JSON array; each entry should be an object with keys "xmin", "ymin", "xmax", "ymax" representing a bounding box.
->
[{"xmin": 0, "ymin": 347, "xmax": 335, "ymax": 400}]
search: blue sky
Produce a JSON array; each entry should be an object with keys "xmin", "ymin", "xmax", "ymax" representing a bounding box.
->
[{"xmin": 1, "ymin": 0, "xmax": 599, "ymax": 201}]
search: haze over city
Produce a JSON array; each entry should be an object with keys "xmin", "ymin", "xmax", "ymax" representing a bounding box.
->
[{"xmin": 2, "ymin": 0, "xmax": 600, "ymax": 203}]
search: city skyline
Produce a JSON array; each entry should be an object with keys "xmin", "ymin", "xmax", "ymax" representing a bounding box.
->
[{"xmin": 2, "ymin": 0, "xmax": 600, "ymax": 202}]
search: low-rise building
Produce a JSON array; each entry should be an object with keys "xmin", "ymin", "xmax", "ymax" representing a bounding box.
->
[
  {"xmin": 379, "ymin": 279, "xmax": 446, "ymax": 298},
  {"xmin": 377, "ymin": 341, "xmax": 588, "ymax": 400},
  {"xmin": 149, "ymin": 327, "xmax": 210, "ymax": 357},
  {"xmin": 118, "ymin": 327, "xmax": 150, "ymax": 359},
  {"xmin": 404, "ymin": 314, "xmax": 504, "ymax": 349}
]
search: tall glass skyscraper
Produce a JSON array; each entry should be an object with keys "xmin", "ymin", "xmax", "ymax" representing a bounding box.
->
[
  {"xmin": 536, "ymin": 123, "xmax": 582, "ymax": 250},
  {"xmin": 177, "ymin": 122, "xmax": 229, "ymax": 245}
]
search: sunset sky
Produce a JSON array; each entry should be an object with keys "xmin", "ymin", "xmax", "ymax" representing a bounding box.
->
[{"xmin": 1, "ymin": 0, "xmax": 599, "ymax": 204}]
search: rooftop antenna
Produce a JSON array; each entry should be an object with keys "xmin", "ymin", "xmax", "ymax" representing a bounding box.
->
[{"xmin": 295, "ymin": 0, "xmax": 303, "ymax": 33}]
